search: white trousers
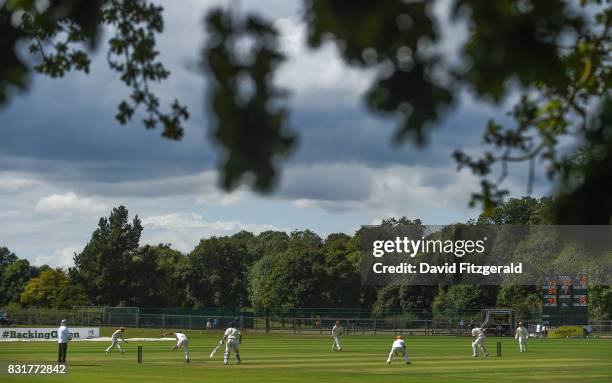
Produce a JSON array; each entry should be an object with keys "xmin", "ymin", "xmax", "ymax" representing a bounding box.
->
[
  {"xmin": 173, "ymin": 339, "xmax": 189, "ymax": 360},
  {"xmin": 105, "ymin": 340, "xmax": 124, "ymax": 353},
  {"xmin": 224, "ymin": 339, "xmax": 241, "ymax": 363},
  {"xmin": 518, "ymin": 337, "xmax": 527, "ymax": 352},
  {"xmin": 332, "ymin": 336, "xmax": 342, "ymax": 351},
  {"xmin": 387, "ymin": 346, "xmax": 410, "ymax": 363},
  {"xmin": 472, "ymin": 336, "xmax": 488, "ymax": 356}
]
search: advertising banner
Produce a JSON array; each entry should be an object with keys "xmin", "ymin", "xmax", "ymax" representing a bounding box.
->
[{"xmin": 0, "ymin": 328, "xmax": 100, "ymax": 340}]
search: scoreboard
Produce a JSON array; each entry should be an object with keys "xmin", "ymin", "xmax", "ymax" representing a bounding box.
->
[{"xmin": 541, "ymin": 274, "xmax": 588, "ymax": 326}]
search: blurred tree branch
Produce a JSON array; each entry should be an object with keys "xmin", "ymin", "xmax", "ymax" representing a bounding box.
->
[
  {"xmin": 2, "ymin": 0, "xmax": 188, "ymax": 139},
  {"xmin": 1, "ymin": 0, "xmax": 611, "ymax": 222}
]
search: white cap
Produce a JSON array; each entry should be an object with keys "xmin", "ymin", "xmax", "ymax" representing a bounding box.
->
[{"xmin": 60, "ymin": 319, "xmax": 67, "ymax": 325}]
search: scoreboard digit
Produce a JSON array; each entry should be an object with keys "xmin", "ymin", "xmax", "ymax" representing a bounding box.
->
[
  {"xmin": 541, "ymin": 274, "xmax": 588, "ymax": 326},
  {"xmin": 558, "ymin": 275, "xmax": 573, "ymax": 309},
  {"xmin": 542, "ymin": 277, "xmax": 557, "ymax": 308}
]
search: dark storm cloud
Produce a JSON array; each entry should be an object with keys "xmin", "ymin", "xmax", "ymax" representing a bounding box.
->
[
  {"xmin": 0, "ymin": 69, "xmax": 496, "ymax": 181},
  {"xmin": 288, "ymin": 97, "xmax": 504, "ymax": 169},
  {"xmin": 0, "ymin": 0, "xmax": 508, "ymax": 200},
  {"xmin": 277, "ymin": 164, "xmax": 372, "ymax": 202},
  {"xmin": 0, "ymin": 84, "xmax": 501, "ymax": 201},
  {"xmin": 0, "ymin": 71, "xmax": 216, "ymax": 182}
]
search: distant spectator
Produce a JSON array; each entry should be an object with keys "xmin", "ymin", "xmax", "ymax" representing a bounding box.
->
[
  {"xmin": 0, "ymin": 312, "xmax": 11, "ymax": 327},
  {"xmin": 206, "ymin": 319, "xmax": 212, "ymax": 330},
  {"xmin": 213, "ymin": 318, "xmax": 219, "ymax": 329}
]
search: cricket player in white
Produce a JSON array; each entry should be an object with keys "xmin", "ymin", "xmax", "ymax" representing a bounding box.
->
[
  {"xmin": 162, "ymin": 331, "xmax": 190, "ymax": 362},
  {"xmin": 220, "ymin": 321, "xmax": 242, "ymax": 365},
  {"xmin": 471, "ymin": 326, "xmax": 490, "ymax": 357},
  {"xmin": 386, "ymin": 335, "xmax": 411, "ymax": 364},
  {"xmin": 515, "ymin": 321, "xmax": 528, "ymax": 352},
  {"xmin": 105, "ymin": 327, "xmax": 128, "ymax": 354},
  {"xmin": 331, "ymin": 320, "xmax": 343, "ymax": 352}
]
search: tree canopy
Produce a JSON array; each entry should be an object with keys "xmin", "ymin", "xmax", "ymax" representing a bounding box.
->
[
  {"xmin": 72, "ymin": 205, "xmax": 143, "ymax": 305},
  {"xmin": 2, "ymin": 200, "xmax": 609, "ymax": 321}
]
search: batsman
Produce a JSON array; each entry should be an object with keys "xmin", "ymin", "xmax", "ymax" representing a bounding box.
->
[{"xmin": 220, "ymin": 321, "xmax": 242, "ymax": 365}]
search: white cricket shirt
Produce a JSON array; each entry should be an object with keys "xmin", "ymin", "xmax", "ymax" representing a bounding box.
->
[
  {"xmin": 176, "ymin": 332, "xmax": 187, "ymax": 342},
  {"xmin": 224, "ymin": 328, "xmax": 240, "ymax": 340},
  {"xmin": 392, "ymin": 339, "xmax": 406, "ymax": 349},
  {"xmin": 111, "ymin": 330, "xmax": 124, "ymax": 341},
  {"xmin": 332, "ymin": 325, "xmax": 343, "ymax": 337},
  {"xmin": 57, "ymin": 326, "xmax": 70, "ymax": 343}
]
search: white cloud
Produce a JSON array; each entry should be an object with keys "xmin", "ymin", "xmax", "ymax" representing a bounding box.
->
[
  {"xmin": 274, "ymin": 17, "xmax": 376, "ymax": 106},
  {"xmin": 279, "ymin": 163, "xmax": 481, "ymax": 222},
  {"xmin": 141, "ymin": 213, "xmax": 282, "ymax": 252},
  {"xmin": 32, "ymin": 246, "xmax": 79, "ymax": 269},
  {"xmin": 35, "ymin": 192, "xmax": 107, "ymax": 214},
  {"xmin": 0, "ymin": 174, "xmax": 38, "ymax": 193},
  {"xmin": 293, "ymin": 199, "xmax": 315, "ymax": 209},
  {"xmin": 196, "ymin": 188, "xmax": 246, "ymax": 206}
]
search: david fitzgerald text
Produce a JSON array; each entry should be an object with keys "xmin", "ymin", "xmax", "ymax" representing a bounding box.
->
[{"xmin": 372, "ymin": 262, "xmax": 523, "ymax": 276}]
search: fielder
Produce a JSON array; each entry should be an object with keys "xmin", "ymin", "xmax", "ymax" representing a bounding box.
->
[
  {"xmin": 162, "ymin": 331, "xmax": 190, "ymax": 362},
  {"xmin": 331, "ymin": 320, "xmax": 343, "ymax": 352},
  {"xmin": 515, "ymin": 321, "xmax": 528, "ymax": 352},
  {"xmin": 105, "ymin": 327, "xmax": 128, "ymax": 354},
  {"xmin": 471, "ymin": 326, "xmax": 490, "ymax": 357},
  {"xmin": 386, "ymin": 335, "xmax": 411, "ymax": 364},
  {"xmin": 220, "ymin": 321, "xmax": 242, "ymax": 365}
]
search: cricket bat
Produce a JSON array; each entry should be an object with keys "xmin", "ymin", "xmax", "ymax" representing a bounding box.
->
[{"xmin": 209, "ymin": 344, "xmax": 221, "ymax": 358}]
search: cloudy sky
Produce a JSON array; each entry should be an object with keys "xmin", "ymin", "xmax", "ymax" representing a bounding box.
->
[{"xmin": 0, "ymin": 0, "xmax": 548, "ymax": 268}]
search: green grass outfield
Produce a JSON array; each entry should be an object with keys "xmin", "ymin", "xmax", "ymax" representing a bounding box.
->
[{"xmin": 1, "ymin": 327, "xmax": 610, "ymax": 383}]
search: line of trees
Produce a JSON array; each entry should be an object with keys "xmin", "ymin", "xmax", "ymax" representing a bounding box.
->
[{"xmin": 0, "ymin": 198, "xmax": 610, "ymax": 320}]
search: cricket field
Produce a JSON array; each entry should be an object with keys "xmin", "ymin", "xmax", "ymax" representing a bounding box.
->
[{"xmin": 1, "ymin": 327, "xmax": 610, "ymax": 382}]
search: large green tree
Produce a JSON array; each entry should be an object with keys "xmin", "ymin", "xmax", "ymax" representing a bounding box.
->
[
  {"xmin": 589, "ymin": 285, "xmax": 612, "ymax": 320},
  {"xmin": 0, "ymin": 259, "xmax": 38, "ymax": 305},
  {"xmin": 496, "ymin": 285, "xmax": 541, "ymax": 320},
  {"xmin": 244, "ymin": 230, "xmax": 290, "ymax": 264},
  {"xmin": 372, "ymin": 284, "xmax": 438, "ymax": 316},
  {"xmin": 20, "ymin": 268, "xmax": 68, "ymax": 308},
  {"xmin": 476, "ymin": 197, "xmax": 554, "ymax": 225},
  {"xmin": 249, "ymin": 238, "xmax": 328, "ymax": 310},
  {"xmin": 72, "ymin": 206, "xmax": 143, "ymax": 305},
  {"xmin": 432, "ymin": 285, "xmax": 494, "ymax": 318},
  {"xmin": 186, "ymin": 236, "xmax": 249, "ymax": 308},
  {"xmin": 0, "ymin": 247, "xmax": 18, "ymax": 275},
  {"xmin": 322, "ymin": 233, "xmax": 363, "ymax": 308},
  {"xmin": 127, "ymin": 244, "xmax": 188, "ymax": 307}
]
